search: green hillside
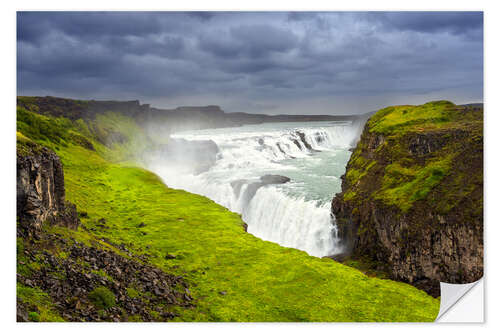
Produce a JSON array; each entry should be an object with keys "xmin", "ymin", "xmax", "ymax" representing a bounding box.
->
[{"xmin": 16, "ymin": 100, "xmax": 440, "ymax": 321}]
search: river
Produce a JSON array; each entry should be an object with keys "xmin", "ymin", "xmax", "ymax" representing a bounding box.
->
[{"xmin": 144, "ymin": 120, "xmax": 365, "ymax": 257}]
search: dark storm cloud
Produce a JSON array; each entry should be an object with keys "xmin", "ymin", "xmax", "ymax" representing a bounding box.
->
[
  {"xmin": 201, "ymin": 24, "xmax": 298, "ymax": 59},
  {"xmin": 17, "ymin": 11, "xmax": 483, "ymax": 115},
  {"xmin": 372, "ymin": 11, "xmax": 483, "ymax": 35},
  {"xmin": 18, "ymin": 12, "xmax": 161, "ymax": 43}
]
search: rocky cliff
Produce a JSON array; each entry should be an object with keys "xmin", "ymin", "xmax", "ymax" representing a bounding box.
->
[
  {"xmin": 17, "ymin": 134, "xmax": 79, "ymax": 235},
  {"xmin": 331, "ymin": 101, "xmax": 483, "ymax": 296},
  {"xmin": 16, "ymin": 133, "xmax": 193, "ymax": 322}
]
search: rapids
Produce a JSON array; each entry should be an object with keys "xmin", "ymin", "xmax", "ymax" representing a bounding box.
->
[{"xmin": 144, "ymin": 120, "xmax": 365, "ymax": 257}]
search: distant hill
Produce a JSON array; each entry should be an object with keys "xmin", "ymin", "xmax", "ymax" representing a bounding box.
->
[{"xmin": 17, "ymin": 96, "xmax": 364, "ymax": 134}]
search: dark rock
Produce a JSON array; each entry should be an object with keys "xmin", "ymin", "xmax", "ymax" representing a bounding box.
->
[
  {"xmin": 259, "ymin": 175, "xmax": 290, "ymax": 184},
  {"xmin": 245, "ymin": 175, "xmax": 291, "ymax": 203},
  {"xmin": 17, "ymin": 144, "xmax": 80, "ymax": 235},
  {"xmin": 324, "ymin": 253, "xmax": 351, "ymax": 262},
  {"xmin": 331, "ymin": 106, "xmax": 483, "ymax": 296},
  {"xmin": 230, "ymin": 175, "xmax": 291, "ymax": 205},
  {"xmin": 276, "ymin": 143, "xmax": 287, "ymax": 156},
  {"xmin": 138, "ymin": 222, "xmax": 146, "ymax": 228},
  {"xmin": 17, "ymin": 233, "xmax": 193, "ymax": 322},
  {"xmin": 16, "ymin": 299, "xmax": 29, "ymax": 322},
  {"xmin": 296, "ymin": 131, "xmax": 314, "ymax": 151},
  {"xmin": 165, "ymin": 254, "xmax": 177, "ymax": 260}
]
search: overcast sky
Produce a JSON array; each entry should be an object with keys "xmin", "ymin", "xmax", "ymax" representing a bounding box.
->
[{"xmin": 17, "ymin": 11, "xmax": 483, "ymax": 115}]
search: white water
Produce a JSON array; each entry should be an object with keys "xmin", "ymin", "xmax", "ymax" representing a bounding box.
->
[{"xmin": 144, "ymin": 120, "xmax": 364, "ymax": 257}]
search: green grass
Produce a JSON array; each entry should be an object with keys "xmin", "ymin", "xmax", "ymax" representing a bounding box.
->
[
  {"xmin": 92, "ymin": 269, "xmax": 113, "ymax": 281},
  {"xmin": 17, "ymin": 283, "xmax": 64, "ymax": 322},
  {"xmin": 368, "ymin": 100, "xmax": 456, "ymax": 134},
  {"xmin": 88, "ymin": 287, "xmax": 116, "ymax": 310},
  {"xmin": 343, "ymin": 101, "xmax": 482, "ymax": 213},
  {"xmin": 52, "ymin": 144, "xmax": 439, "ymax": 321},
  {"xmin": 373, "ymin": 156, "xmax": 453, "ymax": 212},
  {"xmin": 126, "ymin": 287, "xmax": 140, "ymax": 298},
  {"xmin": 90, "ymin": 112, "xmax": 152, "ymax": 162},
  {"xmin": 346, "ymin": 155, "xmax": 376, "ymax": 184},
  {"xmin": 16, "ymin": 106, "xmax": 73, "ymax": 147},
  {"xmin": 368, "ymin": 100, "xmax": 483, "ymax": 136},
  {"xmin": 16, "ymin": 106, "xmax": 440, "ymax": 321}
]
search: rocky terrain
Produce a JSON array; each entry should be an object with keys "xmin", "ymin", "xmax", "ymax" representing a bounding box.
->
[
  {"xmin": 17, "ymin": 232, "xmax": 192, "ymax": 322},
  {"xmin": 331, "ymin": 101, "xmax": 483, "ymax": 296},
  {"xmin": 16, "ymin": 136, "xmax": 79, "ymax": 235},
  {"xmin": 16, "ymin": 133, "xmax": 193, "ymax": 322}
]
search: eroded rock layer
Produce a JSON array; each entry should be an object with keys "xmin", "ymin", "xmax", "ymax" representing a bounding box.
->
[
  {"xmin": 17, "ymin": 140, "xmax": 79, "ymax": 234},
  {"xmin": 331, "ymin": 102, "xmax": 483, "ymax": 296}
]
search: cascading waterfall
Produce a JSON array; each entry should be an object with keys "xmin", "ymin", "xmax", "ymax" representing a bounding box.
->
[
  {"xmin": 244, "ymin": 186, "xmax": 340, "ymax": 256},
  {"xmin": 144, "ymin": 121, "xmax": 363, "ymax": 257}
]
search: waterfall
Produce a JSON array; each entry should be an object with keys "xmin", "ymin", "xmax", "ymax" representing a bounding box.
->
[
  {"xmin": 244, "ymin": 186, "xmax": 340, "ymax": 257},
  {"xmin": 144, "ymin": 121, "xmax": 363, "ymax": 257}
]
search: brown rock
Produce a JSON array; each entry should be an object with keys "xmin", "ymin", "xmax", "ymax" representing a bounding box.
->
[
  {"xmin": 331, "ymin": 107, "xmax": 483, "ymax": 296},
  {"xmin": 17, "ymin": 144, "xmax": 80, "ymax": 234}
]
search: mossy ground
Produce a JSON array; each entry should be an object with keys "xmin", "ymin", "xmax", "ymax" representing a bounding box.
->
[
  {"xmin": 17, "ymin": 283, "xmax": 65, "ymax": 322},
  {"xmin": 342, "ymin": 101, "xmax": 483, "ymax": 214},
  {"xmin": 367, "ymin": 100, "xmax": 480, "ymax": 134},
  {"xmin": 88, "ymin": 287, "xmax": 116, "ymax": 309},
  {"xmin": 16, "ymin": 103, "xmax": 440, "ymax": 321}
]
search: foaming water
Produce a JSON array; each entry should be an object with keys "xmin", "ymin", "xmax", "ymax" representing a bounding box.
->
[
  {"xmin": 244, "ymin": 186, "xmax": 340, "ymax": 256},
  {"xmin": 144, "ymin": 121, "xmax": 364, "ymax": 257}
]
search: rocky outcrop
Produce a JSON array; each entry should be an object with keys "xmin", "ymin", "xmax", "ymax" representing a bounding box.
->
[
  {"xmin": 17, "ymin": 233, "xmax": 192, "ymax": 322},
  {"xmin": 259, "ymin": 175, "xmax": 291, "ymax": 185},
  {"xmin": 331, "ymin": 102, "xmax": 483, "ymax": 296},
  {"xmin": 17, "ymin": 141, "xmax": 79, "ymax": 235},
  {"xmin": 243, "ymin": 174, "xmax": 291, "ymax": 199},
  {"xmin": 230, "ymin": 174, "xmax": 291, "ymax": 207}
]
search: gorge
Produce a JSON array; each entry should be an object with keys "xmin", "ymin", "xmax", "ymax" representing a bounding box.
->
[
  {"xmin": 142, "ymin": 120, "xmax": 368, "ymax": 257},
  {"xmin": 16, "ymin": 96, "xmax": 482, "ymax": 321}
]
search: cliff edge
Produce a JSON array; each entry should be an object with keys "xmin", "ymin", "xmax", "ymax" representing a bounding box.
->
[
  {"xmin": 16, "ymin": 132, "xmax": 80, "ymax": 235},
  {"xmin": 331, "ymin": 101, "xmax": 483, "ymax": 296}
]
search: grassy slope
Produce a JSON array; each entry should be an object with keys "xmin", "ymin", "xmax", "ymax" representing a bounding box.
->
[
  {"xmin": 17, "ymin": 106, "xmax": 440, "ymax": 321},
  {"xmin": 343, "ymin": 101, "xmax": 483, "ymax": 213}
]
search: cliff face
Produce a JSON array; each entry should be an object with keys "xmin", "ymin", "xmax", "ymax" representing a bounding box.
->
[
  {"xmin": 331, "ymin": 101, "xmax": 483, "ymax": 296},
  {"xmin": 17, "ymin": 137, "xmax": 79, "ymax": 235}
]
